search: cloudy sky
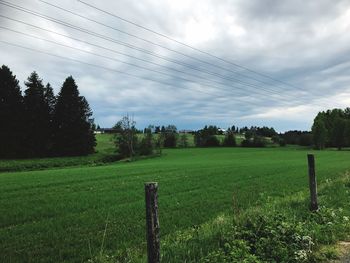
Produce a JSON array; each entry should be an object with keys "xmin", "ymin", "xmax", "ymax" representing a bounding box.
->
[{"xmin": 1, "ymin": 0, "xmax": 350, "ymax": 131}]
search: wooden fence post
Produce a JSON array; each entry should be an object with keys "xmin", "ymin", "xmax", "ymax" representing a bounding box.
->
[
  {"xmin": 145, "ymin": 182, "xmax": 160, "ymax": 263},
  {"xmin": 307, "ymin": 154, "xmax": 318, "ymax": 211}
]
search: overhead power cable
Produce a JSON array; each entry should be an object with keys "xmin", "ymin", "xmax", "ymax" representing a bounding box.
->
[
  {"xmin": 76, "ymin": 0, "xmax": 304, "ymax": 91},
  {"xmin": 0, "ymin": 20, "xmax": 307, "ymax": 106},
  {"xmin": 1, "ymin": 0, "xmax": 304, "ymax": 98},
  {"xmin": 1, "ymin": 26, "xmax": 278, "ymax": 100},
  {"xmin": 0, "ymin": 0, "xmax": 328, "ymax": 108},
  {"xmin": 0, "ymin": 40, "xmax": 273, "ymax": 110}
]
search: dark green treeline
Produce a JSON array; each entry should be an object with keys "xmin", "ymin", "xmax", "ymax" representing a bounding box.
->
[{"xmin": 0, "ymin": 65, "xmax": 96, "ymax": 158}]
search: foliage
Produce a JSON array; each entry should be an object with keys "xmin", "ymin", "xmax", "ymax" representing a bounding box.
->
[
  {"xmin": 222, "ymin": 132, "xmax": 236, "ymax": 147},
  {"xmin": 239, "ymin": 126, "xmax": 277, "ymax": 137},
  {"xmin": 53, "ymin": 76, "xmax": 96, "ymax": 156},
  {"xmin": 114, "ymin": 115, "xmax": 138, "ymax": 159},
  {"xmin": 139, "ymin": 128, "xmax": 154, "ymax": 156},
  {"xmin": 0, "ymin": 65, "xmax": 96, "ymax": 158},
  {"xmin": 241, "ymin": 135, "xmax": 267, "ymax": 148},
  {"xmin": 114, "ymin": 119, "xmax": 155, "ymax": 159},
  {"xmin": 163, "ymin": 125, "xmax": 178, "ymax": 148},
  {"xmin": 0, "ymin": 65, "xmax": 25, "ymax": 158},
  {"xmin": 281, "ymin": 130, "xmax": 313, "ymax": 146},
  {"xmin": 195, "ymin": 126, "xmax": 221, "ymax": 147},
  {"xmin": 312, "ymin": 108, "xmax": 350, "ymax": 150},
  {"xmin": 312, "ymin": 118, "xmax": 327, "ymax": 149},
  {"xmin": 178, "ymin": 133, "xmax": 189, "ymax": 148},
  {"xmin": 23, "ymin": 71, "xmax": 52, "ymax": 157}
]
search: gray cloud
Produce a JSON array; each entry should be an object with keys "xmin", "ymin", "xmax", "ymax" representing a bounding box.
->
[{"xmin": 1, "ymin": 0, "xmax": 350, "ymax": 131}]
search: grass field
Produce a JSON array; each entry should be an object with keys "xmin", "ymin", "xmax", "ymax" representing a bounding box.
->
[
  {"xmin": 1, "ymin": 141, "xmax": 350, "ymax": 262},
  {"xmin": 0, "ymin": 134, "xmax": 116, "ymax": 172}
]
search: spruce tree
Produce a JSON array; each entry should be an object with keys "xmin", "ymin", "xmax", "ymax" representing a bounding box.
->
[
  {"xmin": 53, "ymin": 76, "xmax": 96, "ymax": 156},
  {"xmin": 44, "ymin": 83, "xmax": 56, "ymax": 116},
  {"xmin": 0, "ymin": 65, "xmax": 25, "ymax": 158},
  {"xmin": 23, "ymin": 71, "xmax": 51, "ymax": 157},
  {"xmin": 44, "ymin": 83, "xmax": 56, "ymax": 153}
]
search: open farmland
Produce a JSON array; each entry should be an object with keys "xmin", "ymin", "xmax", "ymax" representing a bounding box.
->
[{"xmin": 1, "ymin": 145, "xmax": 350, "ymax": 262}]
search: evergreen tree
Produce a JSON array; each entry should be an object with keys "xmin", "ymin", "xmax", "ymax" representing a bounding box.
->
[
  {"xmin": 44, "ymin": 83, "xmax": 56, "ymax": 153},
  {"xmin": 44, "ymin": 83, "xmax": 56, "ymax": 116},
  {"xmin": 23, "ymin": 71, "xmax": 51, "ymax": 157},
  {"xmin": 53, "ymin": 76, "xmax": 96, "ymax": 156},
  {"xmin": 0, "ymin": 65, "xmax": 25, "ymax": 158}
]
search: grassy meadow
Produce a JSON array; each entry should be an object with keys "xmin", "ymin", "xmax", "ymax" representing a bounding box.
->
[
  {"xmin": 0, "ymin": 134, "xmax": 116, "ymax": 172},
  {"xmin": 1, "ymin": 135, "xmax": 350, "ymax": 262}
]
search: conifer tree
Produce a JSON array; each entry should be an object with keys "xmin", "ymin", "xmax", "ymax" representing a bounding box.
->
[
  {"xmin": 23, "ymin": 71, "xmax": 51, "ymax": 157},
  {"xmin": 0, "ymin": 65, "xmax": 24, "ymax": 158},
  {"xmin": 44, "ymin": 83, "xmax": 56, "ymax": 153},
  {"xmin": 53, "ymin": 76, "xmax": 96, "ymax": 156}
]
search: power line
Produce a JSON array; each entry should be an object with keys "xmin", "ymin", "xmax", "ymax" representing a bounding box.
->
[
  {"xmin": 40, "ymin": 0, "xmax": 308, "ymax": 95},
  {"xmin": 2, "ymin": 26, "xmax": 280, "ymax": 101},
  {"xmin": 0, "ymin": 0, "xmax": 304, "ymax": 98},
  {"xmin": 0, "ymin": 40, "xmax": 271, "ymax": 110},
  {"xmin": 77, "ymin": 0, "xmax": 304, "ymax": 91},
  {"xmin": 0, "ymin": 2, "xmax": 329, "ymax": 108},
  {"xmin": 0, "ymin": 20, "xmax": 305, "ymax": 107}
]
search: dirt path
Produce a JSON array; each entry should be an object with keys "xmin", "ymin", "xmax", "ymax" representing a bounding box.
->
[{"xmin": 332, "ymin": 241, "xmax": 350, "ymax": 263}]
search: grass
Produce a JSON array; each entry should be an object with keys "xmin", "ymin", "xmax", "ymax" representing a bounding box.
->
[
  {"xmin": 1, "ymin": 146, "xmax": 350, "ymax": 262},
  {"xmin": 0, "ymin": 134, "xmax": 116, "ymax": 172}
]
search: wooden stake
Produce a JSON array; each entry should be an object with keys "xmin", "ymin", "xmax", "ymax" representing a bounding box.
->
[
  {"xmin": 307, "ymin": 154, "xmax": 318, "ymax": 211},
  {"xmin": 145, "ymin": 182, "xmax": 160, "ymax": 263}
]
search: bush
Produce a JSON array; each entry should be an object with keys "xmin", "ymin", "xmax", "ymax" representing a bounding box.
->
[
  {"xmin": 139, "ymin": 132, "xmax": 154, "ymax": 156},
  {"xmin": 241, "ymin": 136, "xmax": 267, "ymax": 148},
  {"xmin": 163, "ymin": 132, "xmax": 177, "ymax": 148}
]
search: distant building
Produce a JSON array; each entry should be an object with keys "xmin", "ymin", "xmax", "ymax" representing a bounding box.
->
[{"xmin": 94, "ymin": 128, "xmax": 119, "ymax": 134}]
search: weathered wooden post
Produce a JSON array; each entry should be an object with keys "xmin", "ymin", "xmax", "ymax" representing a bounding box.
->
[
  {"xmin": 307, "ymin": 154, "xmax": 318, "ymax": 211},
  {"xmin": 145, "ymin": 182, "xmax": 160, "ymax": 263}
]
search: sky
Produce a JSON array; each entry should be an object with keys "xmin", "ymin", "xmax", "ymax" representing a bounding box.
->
[{"xmin": 1, "ymin": 0, "xmax": 350, "ymax": 132}]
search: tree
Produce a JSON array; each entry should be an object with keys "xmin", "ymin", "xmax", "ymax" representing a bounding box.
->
[
  {"xmin": 163, "ymin": 125, "xmax": 178, "ymax": 148},
  {"xmin": 331, "ymin": 117, "xmax": 346, "ymax": 150},
  {"xmin": 178, "ymin": 133, "xmax": 189, "ymax": 148},
  {"xmin": 223, "ymin": 132, "xmax": 236, "ymax": 147},
  {"xmin": 312, "ymin": 118, "xmax": 327, "ymax": 149},
  {"xmin": 0, "ymin": 65, "xmax": 25, "ymax": 158},
  {"xmin": 44, "ymin": 82, "xmax": 56, "ymax": 153},
  {"xmin": 155, "ymin": 132, "xmax": 165, "ymax": 155},
  {"xmin": 44, "ymin": 83, "xmax": 56, "ymax": 116},
  {"xmin": 23, "ymin": 71, "xmax": 51, "ymax": 157},
  {"xmin": 139, "ymin": 126, "xmax": 154, "ymax": 156},
  {"xmin": 53, "ymin": 76, "xmax": 96, "ymax": 156},
  {"xmin": 114, "ymin": 115, "xmax": 137, "ymax": 159}
]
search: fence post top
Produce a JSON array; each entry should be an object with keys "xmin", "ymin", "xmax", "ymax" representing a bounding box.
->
[{"xmin": 145, "ymin": 182, "xmax": 158, "ymax": 187}]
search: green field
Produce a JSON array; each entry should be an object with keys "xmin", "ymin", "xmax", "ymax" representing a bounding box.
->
[
  {"xmin": 1, "ymin": 140, "xmax": 350, "ymax": 262},
  {"xmin": 0, "ymin": 134, "xmax": 116, "ymax": 172}
]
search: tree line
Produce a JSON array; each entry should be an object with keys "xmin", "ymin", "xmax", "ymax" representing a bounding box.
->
[
  {"xmin": 0, "ymin": 65, "xmax": 95, "ymax": 158},
  {"xmin": 312, "ymin": 108, "xmax": 350, "ymax": 150},
  {"xmin": 113, "ymin": 119, "xmax": 283, "ymax": 159}
]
